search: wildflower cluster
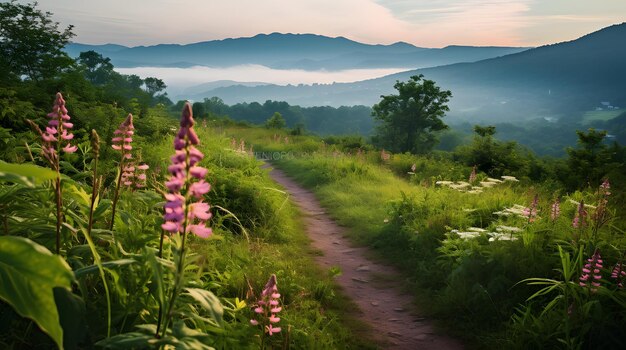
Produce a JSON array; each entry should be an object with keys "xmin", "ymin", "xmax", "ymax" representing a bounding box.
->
[
  {"xmin": 161, "ymin": 103, "xmax": 212, "ymax": 238},
  {"xmin": 36, "ymin": 93, "xmax": 77, "ymax": 168},
  {"xmin": 380, "ymin": 149, "xmax": 390, "ymax": 162},
  {"xmin": 447, "ymin": 225, "xmax": 521, "ymax": 242},
  {"xmin": 593, "ymin": 178, "xmax": 611, "ymax": 223},
  {"xmin": 611, "ymin": 263, "xmax": 625, "ymax": 289},
  {"xmin": 468, "ymin": 165, "xmax": 477, "ymax": 183},
  {"xmin": 579, "ymin": 250, "xmax": 603, "ymax": 292},
  {"xmin": 550, "ymin": 197, "xmax": 561, "ymax": 221},
  {"xmin": 438, "ymin": 175, "xmax": 517, "ymax": 194},
  {"xmin": 120, "ymin": 162, "xmax": 149, "ymax": 189},
  {"xmin": 251, "ymin": 274, "xmax": 282, "ymax": 336},
  {"xmin": 523, "ymin": 194, "xmax": 539, "ymax": 223},
  {"xmin": 572, "ymin": 200, "xmax": 588, "ymax": 228},
  {"xmin": 112, "ymin": 114, "xmax": 134, "ymax": 159}
]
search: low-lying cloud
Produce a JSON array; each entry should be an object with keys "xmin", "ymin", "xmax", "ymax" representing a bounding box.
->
[{"xmin": 116, "ymin": 65, "xmax": 407, "ymax": 97}]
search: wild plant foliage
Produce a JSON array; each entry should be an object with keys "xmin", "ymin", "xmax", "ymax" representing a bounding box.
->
[{"xmin": 1, "ymin": 93, "xmax": 361, "ymax": 349}]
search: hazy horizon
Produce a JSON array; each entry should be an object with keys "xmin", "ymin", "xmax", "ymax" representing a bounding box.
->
[
  {"xmin": 20, "ymin": 0, "xmax": 626, "ymax": 48},
  {"xmin": 116, "ymin": 65, "xmax": 409, "ymax": 98}
]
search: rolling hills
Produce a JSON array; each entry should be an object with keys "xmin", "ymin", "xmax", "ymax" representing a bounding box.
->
[
  {"xmin": 199, "ymin": 23, "xmax": 626, "ymax": 124},
  {"xmin": 65, "ymin": 33, "xmax": 527, "ymax": 71}
]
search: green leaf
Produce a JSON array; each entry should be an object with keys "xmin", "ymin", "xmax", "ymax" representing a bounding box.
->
[
  {"xmin": 93, "ymin": 199, "xmax": 111, "ymax": 219},
  {"xmin": 0, "ymin": 161, "xmax": 57, "ymax": 187},
  {"xmin": 95, "ymin": 331, "xmax": 156, "ymax": 349},
  {"xmin": 54, "ymin": 287, "xmax": 88, "ymax": 349},
  {"xmin": 73, "ymin": 259, "xmax": 136, "ymax": 278},
  {"xmin": 0, "ymin": 236, "xmax": 75, "ymax": 350},
  {"xmin": 185, "ymin": 288, "xmax": 224, "ymax": 327}
]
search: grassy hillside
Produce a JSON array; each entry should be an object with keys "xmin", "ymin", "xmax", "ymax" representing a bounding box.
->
[
  {"xmin": 0, "ymin": 104, "xmax": 375, "ymax": 349},
  {"xmin": 226, "ymin": 125, "xmax": 626, "ymax": 349}
]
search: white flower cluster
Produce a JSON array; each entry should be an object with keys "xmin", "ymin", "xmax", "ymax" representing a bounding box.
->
[
  {"xmin": 436, "ymin": 176, "xmax": 518, "ymax": 194},
  {"xmin": 447, "ymin": 224, "xmax": 521, "ymax": 242},
  {"xmin": 493, "ymin": 204, "xmax": 528, "ymax": 217}
]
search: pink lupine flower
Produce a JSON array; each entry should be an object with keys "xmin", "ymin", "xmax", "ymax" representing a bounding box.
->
[
  {"xmin": 121, "ymin": 163, "xmax": 135, "ymax": 187},
  {"xmin": 134, "ymin": 163, "xmax": 149, "ymax": 189},
  {"xmin": 573, "ymin": 200, "xmax": 587, "ymax": 228},
  {"xmin": 250, "ymin": 274, "xmax": 282, "ymax": 335},
  {"xmin": 112, "ymin": 114, "xmax": 134, "ymax": 159},
  {"xmin": 593, "ymin": 178, "xmax": 611, "ymax": 224},
  {"xmin": 550, "ymin": 197, "xmax": 561, "ymax": 222},
  {"xmin": 37, "ymin": 93, "xmax": 77, "ymax": 167},
  {"xmin": 523, "ymin": 194, "xmax": 539, "ymax": 223},
  {"xmin": 161, "ymin": 103, "xmax": 212, "ymax": 239},
  {"xmin": 611, "ymin": 262, "xmax": 626, "ymax": 289},
  {"xmin": 380, "ymin": 149, "xmax": 390, "ymax": 162},
  {"xmin": 469, "ymin": 165, "xmax": 477, "ymax": 183},
  {"xmin": 579, "ymin": 249, "xmax": 603, "ymax": 292},
  {"xmin": 600, "ymin": 178, "xmax": 611, "ymax": 195},
  {"xmin": 611, "ymin": 263, "xmax": 625, "ymax": 289}
]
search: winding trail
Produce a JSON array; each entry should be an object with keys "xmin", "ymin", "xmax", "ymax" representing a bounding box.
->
[{"xmin": 268, "ymin": 166, "xmax": 464, "ymax": 350}]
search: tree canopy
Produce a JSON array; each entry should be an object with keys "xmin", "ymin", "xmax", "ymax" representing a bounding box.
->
[
  {"xmin": 265, "ymin": 112, "xmax": 286, "ymax": 129},
  {"xmin": 0, "ymin": 1, "xmax": 75, "ymax": 82},
  {"xmin": 372, "ymin": 74, "xmax": 451, "ymax": 154}
]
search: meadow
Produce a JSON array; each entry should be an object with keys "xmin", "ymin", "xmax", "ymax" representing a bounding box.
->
[
  {"xmin": 0, "ymin": 99, "xmax": 377, "ymax": 349},
  {"xmin": 226, "ymin": 125, "xmax": 626, "ymax": 349}
]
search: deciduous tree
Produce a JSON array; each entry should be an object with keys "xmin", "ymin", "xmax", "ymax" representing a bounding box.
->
[
  {"xmin": 372, "ymin": 74, "xmax": 451, "ymax": 154},
  {"xmin": 0, "ymin": 1, "xmax": 74, "ymax": 82}
]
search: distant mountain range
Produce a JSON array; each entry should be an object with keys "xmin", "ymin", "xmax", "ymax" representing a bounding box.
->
[
  {"xmin": 196, "ymin": 23, "xmax": 626, "ymax": 124},
  {"xmin": 65, "ymin": 33, "xmax": 528, "ymax": 71}
]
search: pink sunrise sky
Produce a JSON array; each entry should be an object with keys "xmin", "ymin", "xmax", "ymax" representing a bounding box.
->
[{"xmin": 24, "ymin": 0, "xmax": 626, "ymax": 47}]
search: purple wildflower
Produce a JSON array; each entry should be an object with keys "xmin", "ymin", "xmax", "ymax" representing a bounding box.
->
[
  {"xmin": 161, "ymin": 103, "xmax": 212, "ymax": 239},
  {"xmin": 37, "ymin": 93, "xmax": 76, "ymax": 167},
  {"xmin": 550, "ymin": 197, "xmax": 561, "ymax": 222},
  {"xmin": 380, "ymin": 149, "xmax": 390, "ymax": 162},
  {"xmin": 250, "ymin": 274, "xmax": 282, "ymax": 335},
  {"xmin": 111, "ymin": 114, "xmax": 134, "ymax": 159},
  {"xmin": 135, "ymin": 163, "xmax": 149, "ymax": 189},
  {"xmin": 593, "ymin": 178, "xmax": 611, "ymax": 224},
  {"xmin": 523, "ymin": 194, "xmax": 539, "ymax": 223},
  {"xmin": 579, "ymin": 249, "xmax": 603, "ymax": 292},
  {"xmin": 469, "ymin": 165, "xmax": 477, "ymax": 183},
  {"xmin": 572, "ymin": 200, "xmax": 587, "ymax": 228},
  {"xmin": 611, "ymin": 263, "xmax": 625, "ymax": 289}
]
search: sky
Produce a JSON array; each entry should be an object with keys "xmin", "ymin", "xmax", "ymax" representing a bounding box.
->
[{"xmin": 23, "ymin": 0, "xmax": 626, "ymax": 48}]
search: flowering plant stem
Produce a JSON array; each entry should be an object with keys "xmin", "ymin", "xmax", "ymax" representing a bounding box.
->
[
  {"xmin": 159, "ymin": 147, "xmax": 192, "ymax": 338},
  {"xmin": 87, "ymin": 152, "xmax": 99, "ymax": 237},
  {"xmin": 109, "ymin": 160, "xmax": 125, "ymax": 231},
  {"xmin": 54, "ymin": 174, "xmax": 62, "ymax": 254}
]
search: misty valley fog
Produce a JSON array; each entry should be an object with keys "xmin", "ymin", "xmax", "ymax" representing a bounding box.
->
[{"xmin": 115, "ymin": 65, "xmax": 408, "ymax": 100}]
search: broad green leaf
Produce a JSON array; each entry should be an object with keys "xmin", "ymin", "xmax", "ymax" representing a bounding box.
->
[
  {"xmin": 54, "ymin": 287, "xmax": 88, "ymax": 349},
  {"xmin": 93, "ymin": 199, "xmax": 111, "ymax": 219},
  {"xmin": 0, "ymin": 161, "xmax": 57, "ymax": 187},
  {"xmin": 185, "ymin": 288, "xmax": 224, "ymax": 326},
  {"xmin": 0, "ymin": 236, "xmax": 75, "ymax": 350},
  {"xmin": 64, "ymin": 182, "xmax": 91, "ymax": 207}
]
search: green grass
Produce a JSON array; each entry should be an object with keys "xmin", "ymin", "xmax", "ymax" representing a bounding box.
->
[
  {"xmin": 222, "ymin": 124, "xmax": 626, "ymax": 349},
  {"xmin": 581, "ymin": 109, "xmax": 623, "ymax": 124},
  {"xmin": 0, "ymin": 119, "xmax": 377, "ymax": 349}
]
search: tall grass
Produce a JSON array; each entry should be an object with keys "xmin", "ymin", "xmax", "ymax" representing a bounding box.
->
[{"xmin": 228, "ymin": 124, "xmax": 626, "ymax": 349}]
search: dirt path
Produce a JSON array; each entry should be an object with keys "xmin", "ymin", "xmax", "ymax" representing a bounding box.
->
[{"xmin": 268, "ymin": 166, "xmax": 463, "ymax": 350}]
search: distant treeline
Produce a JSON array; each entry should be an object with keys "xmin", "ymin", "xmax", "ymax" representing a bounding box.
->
[{"xmin": 177, "ymin": 97, "xmax": 374, "ymax": 135}]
